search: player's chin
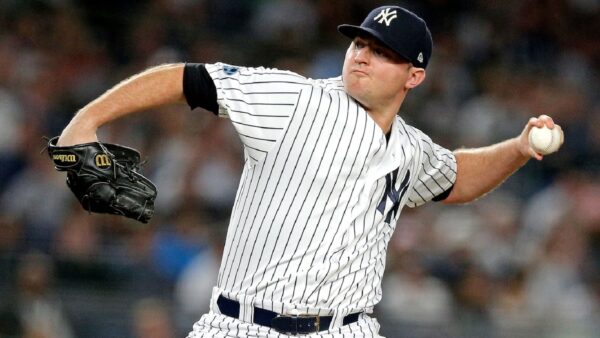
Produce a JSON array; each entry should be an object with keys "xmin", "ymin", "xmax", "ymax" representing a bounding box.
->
[
  {"xmin": 347, "ymin": 91, "xmax": 370, "ymax": 108},
  {"xmin": 344, "ymin": 80, "xmax": 365, "ymax": 97}
]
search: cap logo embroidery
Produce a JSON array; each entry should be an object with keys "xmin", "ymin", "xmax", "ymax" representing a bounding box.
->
[
  {"xmin": 373, "ymin": 8, "xmax": 398, "ymax": 26},
  {"xmin": 417, "ymin": 52, "xmax": 424, "ymax": 63}
]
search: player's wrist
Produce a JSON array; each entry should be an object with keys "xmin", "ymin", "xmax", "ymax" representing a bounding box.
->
[
  {"xmin": 511, "ymin": 136, "xmax": 534, "ymax": 164},
  {"xmin": 58, "ymin": 117, "xmax": 98, "ymax": 146}
]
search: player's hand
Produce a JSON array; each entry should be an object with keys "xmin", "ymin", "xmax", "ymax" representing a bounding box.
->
[{"xmin": 517, "ymin": 114, "xmax": 563, "ymax": 161}]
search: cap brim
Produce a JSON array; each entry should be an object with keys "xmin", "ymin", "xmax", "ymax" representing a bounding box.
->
[{"xmin": 337, "ymin": 24, "xmax": 412, "ymax": 64}]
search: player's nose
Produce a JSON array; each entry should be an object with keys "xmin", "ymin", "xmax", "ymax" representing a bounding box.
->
[{"xmin": 354, "ymin": 47, "xmax": 371, "ymax": 64}]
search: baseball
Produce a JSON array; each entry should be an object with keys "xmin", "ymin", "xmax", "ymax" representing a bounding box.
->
[{"xmin": 528, "ymin": 125, "xmax": 563, "ymax": 155}]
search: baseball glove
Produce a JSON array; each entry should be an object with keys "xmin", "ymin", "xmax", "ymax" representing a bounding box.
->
[{"xmin": 47, "ymin": 136, "xmax": 157, "ymax": 223}]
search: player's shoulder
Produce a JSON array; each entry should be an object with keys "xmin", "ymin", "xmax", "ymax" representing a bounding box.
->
[
  {"xmin": 307, "ymin": 76, "xmax": 345, "ymax": 92},
  {"xmin": 205, "ymin": 62, "xmax": 307, "ymax": 82},
  {"xmin": 205, "ymin": 63, "xmax": 345, "ymax": 90}
]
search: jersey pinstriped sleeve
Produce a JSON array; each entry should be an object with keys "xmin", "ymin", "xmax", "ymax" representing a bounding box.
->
[
  {"xmin": 204, "ymin": 63, "xmax": 309, "ymax": 163},
  {"xmin": 406, "ymin": 128, "xmax": 457, "ymax": 207}
]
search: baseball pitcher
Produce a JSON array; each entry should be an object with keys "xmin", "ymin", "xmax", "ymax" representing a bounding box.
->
[{"xmin": 49, "ymin": 5, "xmax": 563, "ymax": 337}]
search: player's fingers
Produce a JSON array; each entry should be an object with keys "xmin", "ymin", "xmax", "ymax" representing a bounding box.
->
[
  {"xmin": 555, "ymin": 124, "xmax": 564, "ymax": 146},
  {"xmin": 525, "ymin": 117, "xmax": 538, "ymax": 132},
  {"xmin": 528, "ymin": 147, "xmax": 543, "ymax": 161},
  {"xmin": 527, "ymin": 115, "xmax": 555, "ymax": 129},
  {"xmin": 522, "ymin": 117, "xmax": 539, "ymax": 140},
  {"xmin": 527, "ymin": 117, "xmax": 538, "ymax": 126},
  {"xmin": 526, "ymin": 117, "xmax": 543, "ymax": 131},
  {"xmin": 538, "ymin": 114, "xmax": 555, "ymax": 128}
]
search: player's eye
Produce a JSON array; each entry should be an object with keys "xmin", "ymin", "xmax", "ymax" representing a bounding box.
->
[
  {"xmin": 373, "ymin": 47, "xmax": 391, "ymax": 60},
  {"xmin": 353, "ymin": 39, "xmax": 365, "ymax": 49}
]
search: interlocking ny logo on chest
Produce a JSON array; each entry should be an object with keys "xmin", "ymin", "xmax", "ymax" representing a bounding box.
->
[
  {"xmin": 95, "ymin": 153, "xmax": 111, "ymax": 168},
  {"xmin": 374, "ymin": 8, "xmax": 397, "ymax": 26},
  {"xmin": 377, "ymin": 169, "xmax": 410, "ymax": 223}
]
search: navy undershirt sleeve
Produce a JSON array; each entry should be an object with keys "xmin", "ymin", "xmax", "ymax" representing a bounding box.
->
[
  {"xmin": 183, "ymin": 63, "xmax": 218, "ymax": 115},
  {"xmin": 432, "ymin": 185, "xmax": 454, "ymax": 202}
]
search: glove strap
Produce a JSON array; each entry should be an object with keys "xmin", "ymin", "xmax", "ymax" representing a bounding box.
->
[{"xmin": 48, "ymin": 136, "xmax": 83, "ymax": 170}]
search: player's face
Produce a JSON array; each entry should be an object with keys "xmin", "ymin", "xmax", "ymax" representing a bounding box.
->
[{"xmin": 342, "ymin": 36, "xmax": 420, "ymax": 111}]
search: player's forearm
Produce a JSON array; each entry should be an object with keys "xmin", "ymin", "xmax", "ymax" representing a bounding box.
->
[
  {"xmin": 444, "ymin": 137, "xmax": 529, "ymax": 204},
  {"xmin": 58, "ymin": 63, "xmax": 186, "ymax": 146}
]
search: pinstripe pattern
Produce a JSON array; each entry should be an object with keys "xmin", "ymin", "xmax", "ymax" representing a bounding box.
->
[{"xmin": 189, "ymin": 63, "xmax": 456, "ymax": 337}]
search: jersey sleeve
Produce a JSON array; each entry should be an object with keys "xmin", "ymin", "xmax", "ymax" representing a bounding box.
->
[
  {"xmin": 406, "ymin": 129, "xmax": 457, "ymax": 208},
  {"xmin": 204, "ymin": 63, "xmax": 308, "ymax": 163}
]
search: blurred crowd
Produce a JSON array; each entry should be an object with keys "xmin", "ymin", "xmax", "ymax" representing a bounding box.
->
[{"xmin": 0, "ymin": 0, "xmax": 599, "ymax": 337}]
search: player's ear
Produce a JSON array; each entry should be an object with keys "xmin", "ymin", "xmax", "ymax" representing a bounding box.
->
[{"xmin": 405, "ymin": 68, "xmax": 426, "ymax": 89}]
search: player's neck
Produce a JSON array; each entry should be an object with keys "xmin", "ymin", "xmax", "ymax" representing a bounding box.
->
[
  {"xmin": 367, "ymin": 110, "xmax": 395, "ymax": 134},
  {"xmin": 366, "ymin": 100, "xmax": 404, "ymax": 134}
]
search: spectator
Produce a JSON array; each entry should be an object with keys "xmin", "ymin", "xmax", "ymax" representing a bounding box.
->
[
  {"xmin": 1, "ymin": 252, "xmax": 75, "ymax": 338},
  {"xmin": 131, "ymin": 298, "xmax": 176, "ymax": 338}
]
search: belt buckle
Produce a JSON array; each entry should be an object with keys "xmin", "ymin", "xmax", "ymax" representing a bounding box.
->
[{"xmin": 272, "ymin": 313, "xmax": 320, "ymax": 335}]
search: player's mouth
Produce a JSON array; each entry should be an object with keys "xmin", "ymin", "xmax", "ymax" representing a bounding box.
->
[{"xmin": 351, "ymin": 69, "xmax": 369, "ymax": 76}]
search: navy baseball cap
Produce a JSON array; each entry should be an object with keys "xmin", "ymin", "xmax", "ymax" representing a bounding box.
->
[{"xmin": 338, "ymin": 6, "xmax": 433, "ymax": 68}]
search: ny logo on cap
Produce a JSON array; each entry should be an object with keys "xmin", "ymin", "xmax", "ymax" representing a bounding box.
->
[{"xmin": 374, "ymin": 8, "xmax": 398, "ymax": 26}]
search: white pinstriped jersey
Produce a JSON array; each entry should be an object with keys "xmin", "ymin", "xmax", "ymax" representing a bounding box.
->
[{"xmin": 204, "ymin": 62, "xmax": 456, "ymax": 317}]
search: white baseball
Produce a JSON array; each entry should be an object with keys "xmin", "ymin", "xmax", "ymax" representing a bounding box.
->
[{"xmin": 528, "ymin": 125, "xmax": 563, "ymax": 155}]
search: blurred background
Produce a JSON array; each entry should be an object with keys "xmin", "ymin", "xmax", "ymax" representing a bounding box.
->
[{"xmin": 0, "ymin": 0, "xmax": 599, "ymax": 337}]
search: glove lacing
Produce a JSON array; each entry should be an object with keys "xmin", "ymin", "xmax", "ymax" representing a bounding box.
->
[{"xmin": 96, "ymin": 141, "xmax": 146, "ymax": 182}]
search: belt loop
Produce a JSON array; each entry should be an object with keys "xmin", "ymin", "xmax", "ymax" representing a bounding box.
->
[
  {"xmin": 210, "ymin": 287, "xmax": 221, "ymax": 314},
  {"xmin": 239, "ymin": 294, "xmax": 254, "ymax": 323},
  {"xmin": 329, "ymin": 308, "xmax": 347, "ymax": 330}
]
